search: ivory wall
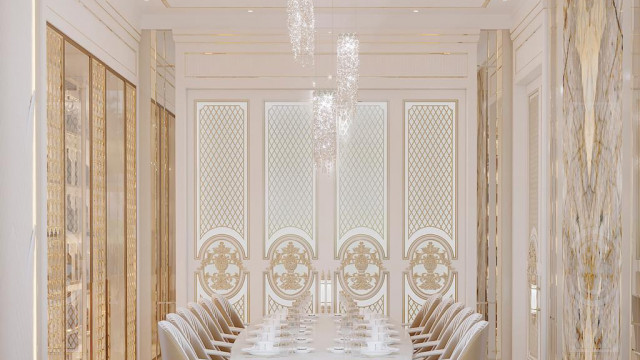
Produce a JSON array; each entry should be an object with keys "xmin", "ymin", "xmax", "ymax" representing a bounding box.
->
[{"xmin": 170, "ymin": 29, "xmax": 480, "ymax": 325}]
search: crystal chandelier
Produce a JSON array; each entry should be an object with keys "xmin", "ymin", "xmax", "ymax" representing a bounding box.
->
[
  {"xmin": 287, "ymin": 0, "xmax": 315, "ymax": 66},
  {"xmin": 336, "ymin": 33, "xmax": 359, "ymax": 136},
  {"xmin": 312, "ymin": 90, "xmax": 337, "ymax": 172}
]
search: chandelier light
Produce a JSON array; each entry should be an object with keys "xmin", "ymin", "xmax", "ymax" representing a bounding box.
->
[
  {"xmin": 336, "ymin": 33, "xmax": 359, "ymax": 136},
  {"xmin": 287, "ymin": 0, "xmax": 315, "ymax": 66},
  {"xmin": 312, "ymin": 90, "xmax": 337, "ymax": 172}
]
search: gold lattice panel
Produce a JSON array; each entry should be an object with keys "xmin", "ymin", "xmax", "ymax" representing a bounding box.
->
[
  {"xmin": 232, "ymin": 296, "xmax": 246, "ymax": 322},
  {"xmin": 337, "ymin": 103, "xmax": 387, "ymax": 257},
  {"xmin": 197, "ymin": 103, "xmax": 247, "ymax": 252},
  {"xmin": 125, "ymin": 83, "xmax": 137, "ymax": 360},
  {"xmin": 265, "ymin": 103, "xmax": 315, "ymax": 256},
  {"xmin": 46, "ymin": 26, "xmax": 65, "ymax": 360},
  {"xmin": 404, "ymin": 101, "xmax": 456, "ymax": 257},
  {"xmin": 406, "ymin": 296, "xmax": 422, "ymax": 324},
  {"xmin": 91, "ymin": 59, "xmax": 107, "ymax": 360}
]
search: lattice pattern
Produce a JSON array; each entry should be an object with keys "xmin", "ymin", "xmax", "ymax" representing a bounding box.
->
[
  {"xmin": 338, "ymin": 104, "xmax": 385, "ymax": 241},
  {"xmin": 267, "ymin": 296, "xmax": 287, "ymax": 315},
  {"xmin": 362, "ymin": 296, "xmax": 385, "ymax": 314},
  {"xmin": 232, "ymin": 296, "xmax": 246, "ymax": 322},
  {"xmin": 125, "ymin": 83, "xmax": 137, "ymax": 360},
  {"xmin": 90, "ymin": 59, "xmax": 107, "ymax": 360},
  {"xmin": 407, "ymin": 103, "xmax": 455, "ymax": 242},
  {"xmin": 46, "ymin": 27, "xmax": 65, "ymax": 360},
  {"xmin": 407, "ymin": 296, "xmax": 422, "ymax": 324},
  {"xmin": 198, "ymin": 104, "xmax": 246, "ymax": 239},
  {"xmin": 266, "ymin": 104, "xmax": 314, "ymax": 240}
]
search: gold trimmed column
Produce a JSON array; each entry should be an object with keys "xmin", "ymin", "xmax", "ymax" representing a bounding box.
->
[
  {"xmin": 46, "ymin": 26, "xmax": 66, "ymax": 360},
  {"xmin": 125, "ymin": 83, "xmax": 137, "ymax": 360},
  {"xmin": 91, "ymin": 59, "xmax": 107, "ymax": 360}
]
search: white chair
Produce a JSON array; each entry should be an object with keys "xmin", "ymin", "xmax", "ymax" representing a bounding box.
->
[
  {"xmin": 413, "ymin": 306, "xmax": 472, "ymax": 354},
  {"xmin": 166, "ymin": 313, "xmax": 229, "ymax": 360},
  {"xmin": 411, "ymin": 297, "xmax": 454, "ymax": 343},
  {"xmin": 177, "ymin": 307, "xmax": 232, "ymax": 353},
  {"xmin": 189, "ymin": 302, "xmax": 237, "ymax": 343},
  {"xmin": 201, "ymin": 297, "xmax": 242, "ymax": 334},
  {"xmin": 199, "ymin": 299, "xmax": 239, "ymax": 338},
  {"xmin": 213, "ymin": 293, "xmax": 246, "ymax": 329},
  {"xmin": 158, "ymin": 320, "xmax": 205, "ymax": 360},
  {"xmin": 412, "ymin": 313, "xmax": 482, "ymax": 360},
  {"xmin": 449, "ymin": 321, "xmax": 489, "ymax": 360},
  {"xmin": 408, "ymin": 295, "xmax": 442, "ymax": 335}
]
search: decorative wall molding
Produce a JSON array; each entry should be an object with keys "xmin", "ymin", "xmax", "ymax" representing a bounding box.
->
[
  {"xmin": 336, "ymin": 102, "xmax": 388, "ymax": 258},
  {"xmin": 404, "ymin": 101, "xmax": 457, "ymax": 258},
  {"xmin": 196, "ymin": 101, "xmax": 249, "ymax": 256},
  {"xmin": 264, "ymin": 102, "xmax": 316, "ymax": 258}
]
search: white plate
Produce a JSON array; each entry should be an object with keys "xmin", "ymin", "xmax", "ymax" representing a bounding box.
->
[
  {"xmin": 360, "ymin": 348, "xmax": 394, "ymax": 357},
  {"xmin": 295, "ymin": 347, "xmax": 314, "ymax": 354},
  {"xmin": 334, "ymin": 337, "xmax": 348, "ymax": 343},
  {"xmin": 384, "ymin": 338, "xmax": 400, "ymax": 345},
  {"xmin": 244, "ymin": 348, "xmax": 281, "ymax": 357},
  {"xmin": 327, "ymin": 346, "xmax": 346, "ymax": 354}
]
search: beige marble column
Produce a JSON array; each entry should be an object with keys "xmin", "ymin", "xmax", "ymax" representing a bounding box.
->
[{"xmin": 562, "ymin": 0, "xmax": 623, "ymax": 358}]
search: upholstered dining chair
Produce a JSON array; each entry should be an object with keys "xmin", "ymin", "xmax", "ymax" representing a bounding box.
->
[
  {"xmin": 158, "ymin": 320, "xmax": 205, "ymax": 360},
  {"xmin": 189, "ymin": 302, "xmax": 237, "ymax": 343},
  {"xmin": 201, "ymin": 297, "xmax": 242, "ymax": 334},
  {"xmin": 411, "ymin": 297, "xmax": 454, "ymax": 343},
  {"xmin": 177, "ymin": 307, "xmax": 232, "ymax": 353},
  {"xmin": 408, "ymin": 295, "xmax": 442, "ymax": 335},
  {"xmin": 213, "ymin": 293, "xmax": 246, "ymax": 329},
  {"xmin": 166, "ymin": 313, "xmax": 229, "ymax": 360},
  {"xmin": 449, "ymin": 321, "xmax": 489, "ymax": 360},
  {"xmin": 413, "ymin": 308, "xmax": 473, "ymax": 352},
  {"xmin": 412, "ymin": 312, "xmax": 482, "ymax": 360},
  {"xmin": 199, "ymin": 299, "xmax": 238, "ymax": 337},
  {"xmin": 414, "ymin": 311, "xmax": 480, "ymax": 359}
]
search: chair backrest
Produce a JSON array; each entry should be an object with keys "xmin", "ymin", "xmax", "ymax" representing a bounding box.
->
[
  {"xmin": 428, "ymin": 302, "xmax": 463, "ymax": 342},
  {"xmin": 435, "ymin": 308, "xmax": 473, "ymax": 351},
  {"xmin": 200, "ymin": 299, "xmax": 233, "ymax": 335},
  {"xmin": 213, "ymin": 293, "xmax": 245, "ymax": 328},
  {"xmin": 418, "ymin": 295, "xmax": 443, "ymax": 328},
  {"xmin": 439, "ymin": 314, "xmax": 482, "ymax": 360},
  {"xmin": 451, "ymin": 320, "xmax": 489, "ymax": 360},
  {"xmin": 157, "ymin": 320, "xmax": 198, "ymax": 360},
  {"xmin": 188, "ymin": 302, "xmax": 226, "ymax": 343},
  {"xmin": 410, "ymin": 294, "xmax": 440, "ymax": 328},
  {"xmin": 422, "ymin": 297, "xmax": 454, "ymax": 335},
  {"xmin": 167, "ymin": 313, "xmax": 212, "ymax": 360},
  {"xmin": 177, "ymin": 307, "xmax": 216, "ymax": 349}
]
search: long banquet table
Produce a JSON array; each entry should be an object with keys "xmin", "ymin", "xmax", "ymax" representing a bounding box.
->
[{"xmin": 230, "ymin": 314, "xmax": 414, "ymax": 359}]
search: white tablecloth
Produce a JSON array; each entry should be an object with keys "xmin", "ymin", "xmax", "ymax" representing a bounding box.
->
[{"xmin": 230, "ymin": 315, "xmax": 413, "ymax": 359}]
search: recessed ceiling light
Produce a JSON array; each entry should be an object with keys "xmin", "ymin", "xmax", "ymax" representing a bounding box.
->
[
  {"xmin": 328, "ymin": 75, "xmax": 333, "ymax": 80},
  {"xmin": 248, "ymin": 9, "xmax": 254, "ymax": 12},
  {"xmin": 412, "ymin": 9, "xmax": 419, "ymax": 13}
]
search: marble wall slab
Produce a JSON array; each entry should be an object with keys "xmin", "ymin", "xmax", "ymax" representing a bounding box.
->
[{"xmin": 562, "ymin": 0, "xmax": 623, "ymax": 358}]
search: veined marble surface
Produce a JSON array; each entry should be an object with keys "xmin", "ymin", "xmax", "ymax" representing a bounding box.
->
[{"xmin": 562, "ymin": 0, "xmax": 623, "ymax": 358}]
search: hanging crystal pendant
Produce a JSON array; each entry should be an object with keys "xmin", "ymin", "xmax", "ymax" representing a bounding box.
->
[
  {"xmin": 287, "ymin": 0, "xmax": 315, "ymax": 66},
  {"xmin": 336, "ymin": 33, "xmax": 359, "ymax": 136},
  {"xmin": 312, "ymin": 90, "xmax": 337, "ymax": 172}
]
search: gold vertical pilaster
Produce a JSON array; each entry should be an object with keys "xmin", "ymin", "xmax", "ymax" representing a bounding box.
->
[
  {"xmin": 46, "ymin": 26, "xmax": 66, "ymax": 360},
  {"xmin": 125, "ymin": 83, "xmax": 137, "ymax": 360},
  {"xmin": 91, "ymin": 59, "xmax": 107, "ymax": 360}
]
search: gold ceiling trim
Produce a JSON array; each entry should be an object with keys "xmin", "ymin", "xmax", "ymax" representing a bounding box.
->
[
  {"xmin": 174, "ymin": 32, "xmax": 477, "ymax": 37},
  {"xmin": 184, "ymin": 51, "xmax": 467, "ymax": 55},
  {"xmin": 162, "ymin": 0, "xmax": 491, "ymax": 9},
  {"xmin": 184, "ymin": 75, "xmax": 467, "ymax": 79}
]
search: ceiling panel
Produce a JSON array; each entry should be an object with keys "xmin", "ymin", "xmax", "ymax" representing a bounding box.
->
[{"xmin": 159, "ymin": 0, "xmax": 491, "ymax": 9}]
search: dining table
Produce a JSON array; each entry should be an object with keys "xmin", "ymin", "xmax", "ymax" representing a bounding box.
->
[{"xmin": 230, "ymin": 314, "xmax": 414, "ymax": 359}]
